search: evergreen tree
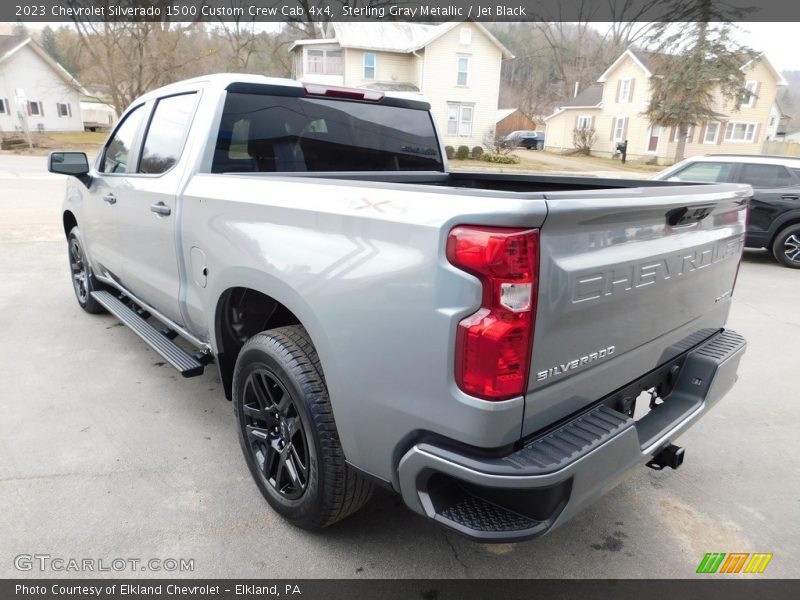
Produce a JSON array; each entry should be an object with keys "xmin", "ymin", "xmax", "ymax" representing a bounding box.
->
[{"xmin": 644, "ymin": 0, "xmax": 756, "ymax": 161}]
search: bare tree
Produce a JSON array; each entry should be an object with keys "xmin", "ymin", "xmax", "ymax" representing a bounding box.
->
[
  {"xmin": 599, "ymin": 0, "xmax": 662, "ymax": 57},
  {"xmin": 67, "ymin": 1, "xmax": 214, "ymax": 114},
  {"xmin": 284, "ymin": 0, "xmax": 402, "ymax": 40},
  {"xmin": 214, "ymin": 2, "xmax": 260, "ymax": 72}
]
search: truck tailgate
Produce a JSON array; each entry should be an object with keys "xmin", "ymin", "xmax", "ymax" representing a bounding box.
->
[{"xmin": 522, "ymin": 183, "xmax": 749, "ymax": 436}]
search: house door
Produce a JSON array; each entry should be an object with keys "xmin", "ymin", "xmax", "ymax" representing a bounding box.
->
[{"xmin": 647, "ymin": 125, "xmax": 661, "ymax": 152}]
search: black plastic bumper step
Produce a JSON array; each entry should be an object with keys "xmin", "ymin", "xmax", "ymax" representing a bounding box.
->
[
  {"xmin": 91, "ymin": 290, "xmax": 205, "ymax": 377},
  {"xmin": 439, "ymin": 494, "xmax": 540, "ymax": 533}
]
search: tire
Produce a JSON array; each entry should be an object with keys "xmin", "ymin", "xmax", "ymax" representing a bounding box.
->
[
  {"xmin": 232, "ymin": 325, "xmax": 373, "ymax": 529},
  {"xmin": 67, "ymin": 227, "xmax": 106, "ymax": 314},
  {"xmin": 771, "ymin": 224, "xmax": 800, "ymax": 268}
]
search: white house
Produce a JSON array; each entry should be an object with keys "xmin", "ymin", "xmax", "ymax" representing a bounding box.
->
[
  {"xmin": 289, "ymin": 22, "xmax": 513, "ymax": 149},
  {"xmin": 0, "ymin": 35, "xmax": 84, "ymax": 134},
  {"xmin": 764, "ymin": 100, "xmax": 791, "ymax": 141},
  {"xmin": 544, "ymin": 47, "xmax": 787, "ymax": 164}
]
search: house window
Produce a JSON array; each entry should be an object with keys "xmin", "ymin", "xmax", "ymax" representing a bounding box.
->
[
  {"xmin": 742, "ymin": 80, "xmax": 758, "ymax": 108},
  {"xmin": 577, "ymin": 115, "xmax": 593, "ymax": 130},
  {"xmin": 724, "ymin": 122, "xmax": 757, "ymax": 142},
  {"xmin": 672, "ymin": 125, "xmax": 694, "ymax": 142},
  {"xmin": 363, "ymin": 52, "xmax": 376, "ymax": 81},
  {"xmin": 305, "ymin": 48, "xmax": 343, "ymax": 76},
  {"xmin": 456, "ymin": 56, "xmax": 470, "ymax": 86},
  {"xmin": 57, "ymin": 103, "xmax": 71, "ymax": 118},
  {"xmin": 613, "ymin": 116, "xmax": 625, "ymax": 141},
  {"xmin": 0, "ymin": 98, "xmax": 7, "ymax": 114},
  {"xmin": 619, "ymin": 79, "xmax": 633, "ymax": 103},
  {"xmin": 769, "ymin": 116, "xmax": 776, "ymax": 127},
  {"xmin": 447, "ymin": 103, "xmax": 474, "ymax": 136},
  {"xmin": 459, "ymin": 28, "xmax": 472, "ymax": 45},
  {"xmin": 703, "ymin": 122, "xmax": 720, "ymax": 144},
  {"xmin": 647, "ymin": 124, "xmax": 662, "ymax": 152},
  {"xmin": 27, "ymin": 101, "xmax": 43, "ymax": 116}
]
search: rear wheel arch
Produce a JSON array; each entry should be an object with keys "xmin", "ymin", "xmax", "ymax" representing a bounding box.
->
[
  {"xmin": 766, "ymin": 210, "xmax": 800, "ymax": 246},
  {"xmin": 214, "ymin": 287, "xmax": 311, "ymax": 399}
]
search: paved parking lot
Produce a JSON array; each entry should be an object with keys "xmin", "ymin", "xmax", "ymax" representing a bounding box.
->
[{"xmin": 1, "ymin": 155, "xmax": 798, "ymax": 578}]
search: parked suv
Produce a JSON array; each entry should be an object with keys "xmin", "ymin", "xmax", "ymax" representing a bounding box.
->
[
  {"xmin": 502, "ymin": 130, "xmax": 545, "ymax": 150},
  {"xmin": 655, "ymin": 154, "xmax": 800, "ymax": 268}
]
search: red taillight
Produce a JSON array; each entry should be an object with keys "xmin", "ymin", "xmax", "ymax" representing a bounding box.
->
[{"xmin": 446, "ymin": 226, "xmax": 539, "ymax": 401}]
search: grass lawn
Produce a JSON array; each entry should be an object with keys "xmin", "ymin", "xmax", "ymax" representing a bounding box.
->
[
  {"xmin": 449, "ymin": 156, "xmax": 556, "ymax": 172},
  {"xmin": 1, "ymin": 131, "xmax": 107, "ymax": 155},
  {"xmin": 572, "ymin": 154, "xmax": 665, "ymax": 173},
  {"xmin": 44, "ymin": 131, "xmax": 108, "ymax": 146}
]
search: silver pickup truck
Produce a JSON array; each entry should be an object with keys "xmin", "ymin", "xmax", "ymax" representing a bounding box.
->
[{"xmin": 49, "ymin": 74, "xmax": 748, "ymax": 542}]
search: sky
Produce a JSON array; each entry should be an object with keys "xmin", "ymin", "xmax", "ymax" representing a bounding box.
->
[
  {"xmin": 732, "ymin": 23, "xmax": 798, "ymax": 72},
  {"xmin": 8, "ymin": 20, "xmax": 800, "ymax": 73}
]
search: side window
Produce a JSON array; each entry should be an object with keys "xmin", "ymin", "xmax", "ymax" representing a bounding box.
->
[
  {"xmin": 670, "ymin": 162, "xmax": 734, "ymax": 183},
  {"xmin": 138, "ymin": 93, "xmax": 197, "ymax": 174},
  {"xmin": 737, "ymin": 163, "xmax": 794, "ymax": 188},
  {"xmin": 100, "ymin": 105, "xmax": 146, "ymax": 174}
]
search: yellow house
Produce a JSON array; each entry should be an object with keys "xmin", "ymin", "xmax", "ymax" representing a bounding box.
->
[
  {"xmin": 290, "ymin": 22, "xmax": 513, "ymax": 149},
  {"xmin": 544, "ymin": 48, "xmax": 787, "ymax": 165}
]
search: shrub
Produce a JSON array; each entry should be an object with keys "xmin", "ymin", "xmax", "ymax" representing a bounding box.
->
[
  {"xmin": 456, "ymin": 145, "xmax": 470, "ymax": 160},
  {"xmin": 444, "ymin": 145, "xmax": 455, "ymax": 160},
  {"xmin": 572, "ymin": 128, "xmax": 597, "ymax": 155},
  {"xmin": 471, "ymin": 146, "xmax": 484, "ymax": 160},
  {"xmin": 482, "ymin": 129, "xmax": 512, "ymax": 155},
  {"xmin": 481, "ymin": 153, "xmax": 520, "ymax": 164}
]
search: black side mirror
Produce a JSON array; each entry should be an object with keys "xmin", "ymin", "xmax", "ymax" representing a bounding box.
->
[{"xmin": 48, "ymin": 152, "xmax": 91, "ymax": 185}]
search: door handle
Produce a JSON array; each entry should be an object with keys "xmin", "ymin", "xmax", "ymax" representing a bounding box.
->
[
  {"xmin": 103, "ymin": 194, "xmax": 117, "ymax": 205},
  {"xmin": 150, "ymin": 202, "xmax": 172, "ymax": 216},
  {"xmin": 781, "ymin": 195, "xmax": 799, "ymax": 200}
]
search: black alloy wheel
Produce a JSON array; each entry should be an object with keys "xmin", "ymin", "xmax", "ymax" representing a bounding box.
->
[
  {"xmin": 67, "ymin": 227, "xmax": 105, "ymax": 314},
  {"xmin": 232, "ymin": 326, "xmax": 374, "ymax": 529},
  {"xmin": 241, "ymin": 368, "xmax": 309, "ymax": 500},
  {"xmin": 69, "ymin": 236, "xmax": 89, "ymax": 305}
]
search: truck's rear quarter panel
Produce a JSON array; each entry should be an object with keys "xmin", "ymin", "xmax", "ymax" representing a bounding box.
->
[{"xmin": 180, "ymin": 174, "xmax": 549, "ymax": 483}]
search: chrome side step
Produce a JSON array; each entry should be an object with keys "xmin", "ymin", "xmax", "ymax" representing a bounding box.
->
[{"xmin": 91, "ymin": 290, "xmax": 205, "ymax": 377}]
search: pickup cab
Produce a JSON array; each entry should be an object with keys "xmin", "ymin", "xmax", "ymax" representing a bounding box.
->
[{"xmin": 49, "ymin": 75, "xmax": 748, "ymax": 542}]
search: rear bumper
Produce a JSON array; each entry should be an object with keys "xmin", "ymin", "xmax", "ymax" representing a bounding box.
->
[{"xmin": 397, "ymin": 329, "xmax": 746, "ymax": 542}]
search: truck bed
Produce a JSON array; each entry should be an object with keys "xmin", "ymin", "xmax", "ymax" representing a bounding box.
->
[{"xmin": 216, "ymin": 169, "xmax": 687, "ymax": 194}]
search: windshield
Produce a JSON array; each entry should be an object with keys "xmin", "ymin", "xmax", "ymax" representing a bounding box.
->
[{"xmin": 213, "ymin": 92, "xmax": 443, "ymax": 173}]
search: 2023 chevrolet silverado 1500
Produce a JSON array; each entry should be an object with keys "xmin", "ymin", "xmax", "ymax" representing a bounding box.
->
[{"xmin": 49, "ymin": 75, "xmax": 748, "ymax": 542}]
